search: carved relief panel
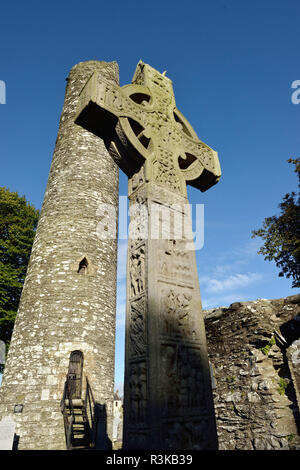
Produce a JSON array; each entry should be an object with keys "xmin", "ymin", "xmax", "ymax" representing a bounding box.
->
[
  {"xmin": 129, "ymin": 244, "xmax": 146, "ymax": 299},
  {"xmin": 162, "ymin": 416, "xmax": 211, "ymax": 450},
  {"xmin": 128, "ymin": 361, "xmax": 147, "ymax": 425},
  {"xmin": 159, "ymin": 285, "xmax": 197, "ymax": 340},
  {"xmin": 160, "ymin": 343, "xmax": 206, "ymax": 417},
  {"xmin": 152, "ymin": 146, "xmax": 183, "ymax": 195},
  {"xmin": 158, "ymin": 239, "xmax": 194, "ymax": 282},
  {"xmin": 128, "ymin": 165, "xmax": 145, "ymax": 196},
  {"xmin": 128, "ymin": 295, "xmax": 147, "ymax": 357},
  {"xmin": 128, "ymin": 196, "xmax": 148, "ymax": 242}
]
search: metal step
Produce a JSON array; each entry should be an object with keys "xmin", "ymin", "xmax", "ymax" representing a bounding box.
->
[
  {"xmin": 73, "ymin": 416, "xmax": 85, "ymax": 422},
  {"xmin": 64, "ymin": 398, "xmax": 83, "ymax": 407},
  {"xmin": 71, "ymin": 437, "xmax": 90, "ymax": 446}
]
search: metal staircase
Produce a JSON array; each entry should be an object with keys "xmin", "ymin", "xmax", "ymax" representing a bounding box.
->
[{"xmin": 61, "ymin": 376, "xmax": 98, "ymax": 450}]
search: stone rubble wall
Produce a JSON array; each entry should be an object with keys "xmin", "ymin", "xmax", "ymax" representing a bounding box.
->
[{"xmin": 204, "ymin": 294, "xmax": 300, "ymax": 450}]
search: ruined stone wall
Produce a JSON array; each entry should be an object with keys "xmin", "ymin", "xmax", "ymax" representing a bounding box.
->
[
  {"xmin": 0, "ymin": 61, "xmax": 119, "ymax": 449},
  {"xmin": 204, "ymin": 294, "xmax": 300, "ymax": 450}
]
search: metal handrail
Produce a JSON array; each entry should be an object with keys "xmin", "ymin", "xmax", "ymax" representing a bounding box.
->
[{"xmin": 84, "ymin": 376, "xmax": 97, "ymax": 446}]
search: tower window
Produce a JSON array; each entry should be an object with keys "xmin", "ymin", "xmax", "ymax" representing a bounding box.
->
[{"xmin": 77, "ymin": 257, "xmax": 88, "ymax": 274}]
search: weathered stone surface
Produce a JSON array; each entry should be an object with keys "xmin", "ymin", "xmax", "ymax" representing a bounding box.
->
[
  {"xmin": 204, "ymin": 295, "xmax": 300, "ymax": 450},
  {"xmin": 76, "ymin": 61, "xmax": 221, "ymax": 449},
  {"xmin": 0, "ymin": 61, "xmax": 119, "ymax": 449}
]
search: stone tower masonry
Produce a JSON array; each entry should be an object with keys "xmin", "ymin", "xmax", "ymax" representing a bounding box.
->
[{"xmin": 0, "ymin": 61, "xmax": 119, "ymax": 449}]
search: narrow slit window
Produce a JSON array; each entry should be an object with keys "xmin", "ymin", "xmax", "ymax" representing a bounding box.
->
[{"xmin": 78, "ymin": 257, "xmax": 88, "ymax": 274}]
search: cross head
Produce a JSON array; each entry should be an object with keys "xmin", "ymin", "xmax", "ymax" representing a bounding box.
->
[{"xmin": 75, "ymin": 61, "xmax": 221, "ymax": 197}]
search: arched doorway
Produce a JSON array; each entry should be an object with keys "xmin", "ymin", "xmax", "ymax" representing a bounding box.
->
[{"xmin": 67, "ymin": 350, "xmax": 84, "ymax": 399}]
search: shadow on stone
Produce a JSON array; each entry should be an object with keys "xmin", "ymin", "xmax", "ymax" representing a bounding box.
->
[
  {"xmin": 12, "ymin": 434, "xmax": 19, "ymax": 450},
  {"xmin": 94, "ymin": 403, "xmax": 112, "ymax": 450}
]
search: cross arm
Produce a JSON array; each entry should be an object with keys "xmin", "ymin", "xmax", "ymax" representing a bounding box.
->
[
  {"xmin": 75, "ymin": 72, "xmax": 149, "ymax": 139},
  {"xmin": 177, "ymin": 132, "xmax": 221, "ymax": 192},
  {"xmin": 75, "ymin": 71, "xmax": 153, "ymax": 175}
]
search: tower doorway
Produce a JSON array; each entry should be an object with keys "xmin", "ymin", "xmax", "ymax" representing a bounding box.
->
[{"xmin": 67, "ymin": 350, "xmax": 84, "ymax": 399}]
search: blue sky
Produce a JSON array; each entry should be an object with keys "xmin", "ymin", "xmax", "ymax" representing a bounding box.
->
[{"xmin": 0, "ymin": 0, "xmax": 299, "ymax": 390}]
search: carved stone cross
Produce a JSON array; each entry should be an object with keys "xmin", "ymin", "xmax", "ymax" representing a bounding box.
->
[
  {"xmin": 76, "ymin": 60, "xmax": 220, "ymax": 194},
  {"xmin": 75, "ymin": 61, "xmax": 221, "ymax": 450}
]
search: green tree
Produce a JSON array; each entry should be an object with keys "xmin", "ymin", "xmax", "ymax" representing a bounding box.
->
[
  {"xmin": 252, "ymin": 159, "xmax": 300, "ymax": 288},
  {"xmin": 0, "ymin": 187, "xmax": 39, "ymax": 362}
]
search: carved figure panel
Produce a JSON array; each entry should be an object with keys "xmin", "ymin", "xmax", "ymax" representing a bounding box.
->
[
  {"xmin": 129, "ymin": 244, "xmax": 146, "ymax": 298},
  {"xmin": 129, "ymin": 165, "xmax": 145, "ymax": 195},
  {"xmin": 160, "ymin": 344, "xmax": 206, "ymax": 416},
  {"xmin": 158, "ymin": 239, "xmax": 193, "ymax": 282},
  {"xmin": 162, "ymin": 417, "xmax": 211, "ymax": 450},
  {"xmin": 129, "ymin": 295, "xmax": 147, "ymax": 357},
  {"xmin": 126, "ymin": 432, "xmax": 147, "ymax": 450},
  {"xmin": 160, "ymin": 286, "xmax": 197, "ymax": 339},
  {"xmin": 128, "ymin": 361, "xmax": 147, "ymax": 425},
  {"xmin": 152, "ymin": 146, "xmax": 183, "ymax": 194},
  {"xmin": 128, "ymin": 197, "xmax": 148, "ymax": 241}
]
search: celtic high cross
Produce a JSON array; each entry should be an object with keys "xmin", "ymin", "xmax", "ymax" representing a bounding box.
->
[{"xmin": 75, "ymin": 61, "xmax": 221, "ymax": 450}]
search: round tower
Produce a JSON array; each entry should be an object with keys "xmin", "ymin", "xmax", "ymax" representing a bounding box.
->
[{"xmin": 0, "ymin": 61, "xmax": 119, "ymax": 450}]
